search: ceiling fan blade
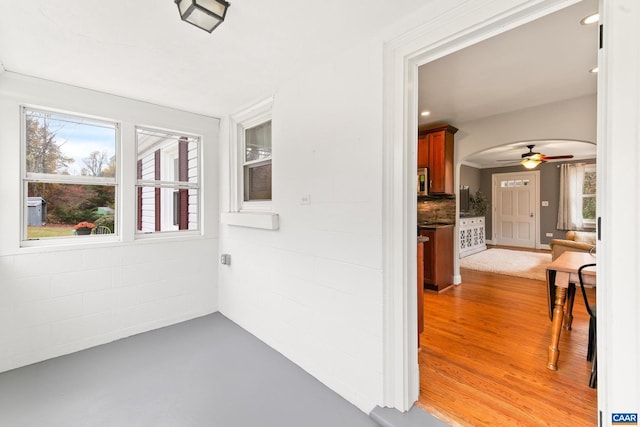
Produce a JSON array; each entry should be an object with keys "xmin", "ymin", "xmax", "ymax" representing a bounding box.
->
[{"xmin": 542, "ymin": 154, "xmax": 574, "ymax": 160}]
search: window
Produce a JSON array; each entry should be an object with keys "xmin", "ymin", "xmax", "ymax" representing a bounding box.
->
[
  {"xmin": 243, "ymin": 120, "xmax": 272, "ymax": 202},
  {"xmin": 22, "ymin": 107, "xmax": 118, "ymax": 243},
  {"xmin": 557, "ymin": 163, "xmax": 596, "ymax": 230},
  {"xmin": 230, "ymin": 97, "xmax": 273, "ymax": 212},
  {"xmin": 135, "ymin": 127, "xmax": 200, "ymax": 234},
  {"xmin": 581, "ymin": 164, "xmax": 596, "ymax": 226},
  {"xmin": 222, "ymin": 97, "xmax": 278, "ymax": 230}
]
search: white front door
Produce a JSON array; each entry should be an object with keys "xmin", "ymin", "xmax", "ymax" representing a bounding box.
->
[{"xmin": 492, "ymin": 171, "xmax": 539, "ymax": 248}]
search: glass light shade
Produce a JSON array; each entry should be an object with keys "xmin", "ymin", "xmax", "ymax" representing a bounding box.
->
[
  {"xmin": 175, "ymin": 0, "xmax": 230, "ymax": 33},
  {"xmin": 521, "ymin": 158, "xmax": 542, "ymax": 169}
]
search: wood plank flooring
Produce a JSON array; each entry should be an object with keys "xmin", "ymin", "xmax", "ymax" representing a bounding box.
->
[{"xmin": 417, "ymin": 267, "xmax": 597, "ymax": 426}]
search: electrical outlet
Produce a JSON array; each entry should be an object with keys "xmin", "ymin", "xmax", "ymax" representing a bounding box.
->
[
  {"xmin": 220, "ymin": 254, "xmax": 231, "ymax": 265},
  {"xmin": 546, "ymin": 233, "xmax": 553, "ymax": 237},
  {"xmin": 300, "ymin": 194, "xmax": 311, "ymax": 205},
  {"xmin": 541, "ymin": 201, "xmax": 549, "ymax": 207}
]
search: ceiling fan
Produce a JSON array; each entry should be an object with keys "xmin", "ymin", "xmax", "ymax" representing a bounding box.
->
[{"xmin": 499, "ymin": 144, "xmax": 574, "ymax": 169}]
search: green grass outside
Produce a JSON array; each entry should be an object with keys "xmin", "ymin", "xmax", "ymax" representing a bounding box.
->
[{"xmin": 27, "ymin": 225, "xmax": 75, "ymax": 238}]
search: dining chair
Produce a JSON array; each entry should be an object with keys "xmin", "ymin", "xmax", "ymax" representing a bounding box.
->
[
  {"xmin": 94, "ymin": 226, "xmax": 112, "ymax": 235},
  {"xmin": 578, "ymin": 263, "xmax": 597, "ymax": 388}
]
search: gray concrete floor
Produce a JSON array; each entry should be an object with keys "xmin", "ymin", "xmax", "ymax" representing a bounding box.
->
[
  {"xmin": 0, "ymin": 313, "xmax": 380, "ymax": 426},
  {"xmin": 0, "ymin": 313, "xmax": 447, "ymax": 427}
]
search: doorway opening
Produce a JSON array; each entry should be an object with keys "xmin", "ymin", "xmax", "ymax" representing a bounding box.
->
[{"xmin": 411, "ymin": 0, "xmax": 599, "ymax": 424}]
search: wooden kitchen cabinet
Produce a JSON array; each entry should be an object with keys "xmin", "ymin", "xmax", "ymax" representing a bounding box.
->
[
  {"xmin": 419, "ymin": 226, "xmax": 454, "ymax": 291},
  {"xmin": 418, "ymin": 124, "xmax": 457, "ymax": 195}
]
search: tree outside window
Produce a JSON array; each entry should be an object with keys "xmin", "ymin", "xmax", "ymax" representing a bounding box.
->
[{"xmin": 23, "ymin": 108, "xmax": 117, "ymax": 241}]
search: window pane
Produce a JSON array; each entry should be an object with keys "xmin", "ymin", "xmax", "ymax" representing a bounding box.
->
[
  {"xmin": 136, "ymin": 129, "xmax": 199, "ymax": 184},
  {"xmin": 26, "ymin": 182, "xmax": 115, "ymax": 239},
  {"xmin": 245, "ymin": 121, "xmax": 272, "ymax": 162},
  {"xmin": 136, "ymin": 186, "xmax": 199, "ymax": 232},
  {"xmin": 582, "ymin": 196, "xmax": 596, "ymax": 220},
  {"xmin": 583, "ymin": 171, "xmax": 596, "ymax": 195},
  {"xmin": 244, "ymin": 163, "xmax": 272, "ymax": 201},
  {"xmin": 25, "ymin": 109, "xmax": 116, "ymax": 177}
]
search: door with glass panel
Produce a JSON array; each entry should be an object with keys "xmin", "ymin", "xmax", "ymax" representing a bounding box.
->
[{"xmin": 492, "ymin": 171, "xmax": 539, "ymax": 248}]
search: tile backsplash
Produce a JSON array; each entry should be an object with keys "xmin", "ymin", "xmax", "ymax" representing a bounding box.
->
[{"xmin": 417, "ymin": 196, "xmax": 456, "ymax": 224}]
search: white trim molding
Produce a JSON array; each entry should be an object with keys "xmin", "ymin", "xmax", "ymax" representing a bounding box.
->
[{"xmin": 228, "ymin": 96, "xmax": 274, "ymax": 213}]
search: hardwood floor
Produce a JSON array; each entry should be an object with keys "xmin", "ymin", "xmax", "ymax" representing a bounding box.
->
[{"xmin": 417, "ymin": 267, "xmax": 597, "ymax": 426}]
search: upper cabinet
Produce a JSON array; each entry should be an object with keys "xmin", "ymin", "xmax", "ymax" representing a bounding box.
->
[{"xmin": 418, "ymin": 124, "xmax": 458, "ymax": 195}]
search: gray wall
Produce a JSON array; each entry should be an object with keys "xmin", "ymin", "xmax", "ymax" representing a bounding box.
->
[
  {"xmin": 471, "ymin": 159, "xmax": 595, "ymax": 246},
  {"xmin": 460, "ymin": 164, "xmax": 481, "ymax": 193}
]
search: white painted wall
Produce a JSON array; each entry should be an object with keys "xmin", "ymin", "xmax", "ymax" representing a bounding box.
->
[
  {"xmin": 218, "ymin": 38, "xmax": 386, "ymax": 411},
  {"xmin": 0, "ymin": 72, "xmax": 220, "ymax": 373}
]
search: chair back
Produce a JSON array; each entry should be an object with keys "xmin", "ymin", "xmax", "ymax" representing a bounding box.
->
[
  {"xmin": 95, "ymin": 226, "xmax": 112, "ymax": 235},
  {"xmin": 578, "ymin": 263, "xmax": 596, "ymax": 318}
]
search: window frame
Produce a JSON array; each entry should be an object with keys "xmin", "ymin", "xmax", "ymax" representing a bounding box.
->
[
  {"xmin": 134, "ymin": 126, "xmax": 202, "ymax": 238},
  {"xmin": 20, "ymin": 106, "xmax": 119, "ymax": 246},
  {"xmin": 229, "ymin": 97, "xmax": 273, "ymax": 213}
]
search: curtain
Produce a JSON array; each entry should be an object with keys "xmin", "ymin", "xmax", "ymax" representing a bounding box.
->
[{"xmin": 557, "ymin": 163, "xmax": 585, "ymax": 230}]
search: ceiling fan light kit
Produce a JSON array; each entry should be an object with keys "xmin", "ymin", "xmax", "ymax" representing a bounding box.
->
[
  {"xmin": 498, "ymin": 144, "xmax": 575, "ymax": 169},
  {"xmin": 521, "ymin": 158, "xmax": 542, "ymax": 169}
]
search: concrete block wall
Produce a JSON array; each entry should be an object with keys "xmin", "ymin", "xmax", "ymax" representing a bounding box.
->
[
  {"xmin": 0, "ymin": 73, "xmax": 220, "ymax": 373},
  {"xmin": 0, "ymin": 240, "xmax": 217, "ymax": 372}
]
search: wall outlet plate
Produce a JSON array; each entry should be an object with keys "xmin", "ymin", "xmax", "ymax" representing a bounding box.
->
[
  {"xmin": 220, "ymin": 254, "xmax": 231, "ymax": 265},
  {"xmin": 546, "ymin": 232, "xmax": 554, "ymax": 237}
]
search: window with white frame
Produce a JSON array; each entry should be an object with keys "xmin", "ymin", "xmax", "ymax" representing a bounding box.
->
[
  {"xmin": 243, "ymin": 120, "xmax": 272, "ymax": 202},
  {"xmin": 135, "ymin": 127, "xmax": 200, "ymax": 234},
  {"xmin": 231, "ymin": 97, "xmax": 273, "ymax": 212},
  {"xmin": 22, "ymin": 107, "xmax": 118, "ymax": 243}
]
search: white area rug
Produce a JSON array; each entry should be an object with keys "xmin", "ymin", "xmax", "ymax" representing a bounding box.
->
[{"xmin": 460, "ymin": 248, "xmax": 551, "ymax": 281}]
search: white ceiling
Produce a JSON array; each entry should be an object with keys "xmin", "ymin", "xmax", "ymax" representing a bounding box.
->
[
  {"xmin": 0, "ymin": 0, "xmax": 598, "ymax": 167},
  {"xmin": 0, "ymin": 0, "xmax": 427, "ymax": 117},
  {"xmin": 419, "ymin": 0, "xmax": 599, "ymax": 167}
]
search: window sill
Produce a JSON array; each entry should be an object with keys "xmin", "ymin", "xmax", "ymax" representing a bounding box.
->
[{"xmin": 221, "ymin": 212, "xmax": 279, "ymax": 230}]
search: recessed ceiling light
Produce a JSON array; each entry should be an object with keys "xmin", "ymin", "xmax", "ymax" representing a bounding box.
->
[
  {"xmin": 590, "ymin": 67, "xmax": 599, "ymax": 73},
  {"xmin": 580, "ymin": 13, "xmax": 599, "ymax": 25},
  {"xmin": 421, "ymin": 111, "xmax": 431, "ymax": 117}
]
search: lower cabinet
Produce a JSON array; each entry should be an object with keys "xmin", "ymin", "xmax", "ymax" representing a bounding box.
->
[
  {"xmin": 418, "ymin": 226, "xmax": 454, "ymax": 291},
  {"xmin": 459, "ymin": 216, "xmax": 486, "ymax": 258}
]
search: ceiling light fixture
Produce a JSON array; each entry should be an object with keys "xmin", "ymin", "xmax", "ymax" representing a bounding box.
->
[
  {"xmin": 521, "ymin": 158, "xmax": 542, "ymax": 169},
  {"xmin": 421, "ymin": 111, "xmax": 431, "ymax": 117},
  {"xmin": 589, "ymin": 67, "xmax": 599, "ymax": 73},
  {"xmin": 175, "ymin": 0, "xmax": 230, "ymax": 33},
  {"xmin": 580, "ymin": 13, "xmax": 599, "ymax": 25}
]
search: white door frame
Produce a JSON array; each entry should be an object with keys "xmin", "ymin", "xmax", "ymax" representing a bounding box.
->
[
  {"xmin": 491, "ymin": 170, "xmax": 541, "ymax": 249},
  {"xmin": 381, "ymin": 0, "xmax": 629, "ymax": 414}
]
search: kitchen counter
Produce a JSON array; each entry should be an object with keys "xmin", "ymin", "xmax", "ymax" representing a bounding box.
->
[{"xmin": 418, "ymin": 223, "xmax": 454, "ymax": 230}]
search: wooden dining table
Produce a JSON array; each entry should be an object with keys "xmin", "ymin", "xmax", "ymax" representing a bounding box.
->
[{"xmin": 546, "ymin": 251, "xmax": 596, "ymax": 370}]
